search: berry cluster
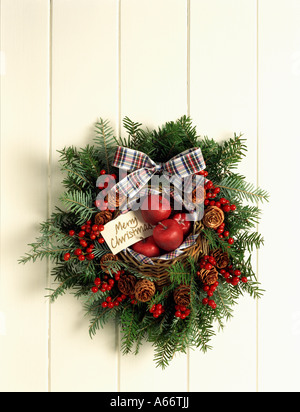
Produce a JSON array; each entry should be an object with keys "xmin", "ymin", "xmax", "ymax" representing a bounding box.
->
[
  {"xmin": 198, "ymin": 254, "xmax": 216, "ymax": 270},
  {"xmin": 63, "ymin": 219, "xmax": 105, "ymax": 262},
  {"xmin": 203, "ymin": 178, "xmax": 236, "ymax": 246},
  {"xmin": 95, "ymin": 169, "xmax": 118, "ymax": 211},
  {"xmin": 220, "ymin": 267, "xmax": 248, "ymax": 285},
  {"xmin": 101, "ymin": 294, "xmax": 127, "ymax": 309},
  {"xmin": 91, "ymin": 270, "xmax": 124, "ymax": 293},
  {"xmin": 149, "ymin": 303, "xmax": 165, "ymax": 318},
  {"xmin": 197, "ymin": 255, "xmax": 220, "ymax": 309},
  {"xmin": 174, "ymin": 305, "xmax": 191, "ymax": 319}
]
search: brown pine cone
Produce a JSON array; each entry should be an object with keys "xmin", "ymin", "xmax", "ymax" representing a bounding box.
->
[
  {"xmin": 192, "ymin": 187, "xmax": 206, "ymax": 204},
  {"xmin": 94, "ymin": 210, "xmax": 113, "ymax": 226},
  {"xmin": 202, "ymin": 206, "xmax": 224, "ymax": 229},
  {"xmin": 211, "ymin": 249, "xmax": 230, "ymax": 269},
  {"xmin": 173, "ymin": 284, "xmax": 191, "ymax": 307},
  {"xmin": 197, "ymin": 267, "xmax": 219, "ymax": 285},
  {"xmin": 100, "ymin": 253, "xmax": 119, "ymax": 274},
  {"xmin": 117, "ymin": 274, "xmax": 137, "ymax": 295},
  {"xmin": 134, "ymin": 279, "xmax": 156, "ymax": 302},
  {"xmin": 105, "ymin": 190, "xmax": 127, "ymax": 209}
]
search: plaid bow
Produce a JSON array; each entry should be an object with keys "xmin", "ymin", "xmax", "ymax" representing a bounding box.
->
[{"xmin": 111, "ymin": 146, "xmax": 206, "ymax": 199}]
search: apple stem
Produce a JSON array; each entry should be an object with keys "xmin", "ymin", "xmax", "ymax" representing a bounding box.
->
[{"xmin": 158, "ymin": 222, "xmax": 167, "ymax": 230}]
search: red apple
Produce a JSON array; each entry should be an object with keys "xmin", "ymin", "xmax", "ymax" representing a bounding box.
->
[
  {"xmin": 131, "ymin": 235, "xmax": 161, "ymax": 257},
  {"xmin": 172, "ymin": 213, "xmax": 192, "ymax": 237},
  {"xmin": 153, "ymin": 219, "xmax": 184, "ymax": 252},
  {"xmin": 141, "ymin": 194, "xmax": 171, "ymax": 225}
]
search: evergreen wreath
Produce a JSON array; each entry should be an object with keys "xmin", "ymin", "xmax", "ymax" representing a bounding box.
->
[{"xmin": 20, "ymin": 116, "xmax": 269, "ymax": 368}]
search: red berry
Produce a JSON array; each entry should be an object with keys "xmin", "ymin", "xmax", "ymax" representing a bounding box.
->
[
  {"xmin": 69, "ymin": 230, "xmax": 75, "ymax": 236},
  {"xmin": 223, "ymin": 205, "xmax": 231, "ymax": 212},
  {"xmin": 101, "ymin": 302, "xmax": 108, "ymax": 308},
  {"xmin": 215, "ymin": 202, "xmax": 221, "ymax": 208},
  {"xmin": 220, "ymin": 198, "xmax": 227, "ymax": 204},
  {"xmin": 99, "ymin": 225, "xmax": 105, "ymax": 232},
  {"xmin": 228, "ymin": 237, "xmax": 234, "ymax": 245},
  {"xmin": 231, "ymin": 276, "xmax": 240, "ymax": 285},
  {"xmin": 91, "ymin": 286, "xmax": 98, "ymax": 293},
  {"xmin": 78, "ymin": 231, "xmax": 85, "ymax": 237},
  {"xmin": 230, "ymin": 204, "xmax": 236, "ymax": 211},
  {"xmin": 214, "ymin": 187, "xmax": 220, "ymax": 194},
  {"xmin": 74, "ymin": 248, "xmax": 82, "ymax": 256},
  {"xmin": 108, "ymin": 302, "xmax": 114, "ymax": 308},
  {"xmin": 205, "ymin": 263, "xmax": 213, "ymax": 270},
  {"xmin": 87, "ymin": 253, "xmax": 95, "ymax": 260},
  {"xmin": 92, "ymin": 225, "xmax": 99, "ymax": 232},
  {"xmin": 90, "ymin": 234, "xmax": 96, "ymax": 240},
  {"xmin": 63, "ymin": 253, "xmax": 71, "ymax": 261},
  {"xmin": 106, "ymin": 296, "xmax": 112, "ymax": 302},
  {"xmin": 241, "ymin": 276, "xmax": 248, "ymax": 283},
  {"xmin": 223, "ymin": 231, "xmax": 229, "ymax": 237},
  {"xmin": 203, "ymin": 285, "xmax": 210, "ymax": 292},
  {"xmin": 94, "ymin": 278, "xmax": 101, "ymax": 286},
  {"xmin": 234, "ymin": 269, "xmax": 241, "ymax": 277},
  {"xmin": 78, "ymin": 255, "xmax": 85, "ymax": 261},
  {"xmin": 202, "ymin": 298, "xmax": 208, "ymax": 305},
  {"xmin": 206, "ymin": 180, "xmax": 213, "ymax": 189},
  {"xmin": 100, "ymin": 169, "xmax": 106, "ymax": 175},
  {"xmin": 98, "ymin": 237, "xmax": 105, "ymax": 244}
]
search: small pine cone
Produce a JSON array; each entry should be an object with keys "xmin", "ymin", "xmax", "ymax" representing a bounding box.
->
[
  {"xmin": 94, "ymin": 210, "xmax": 113, "ymax": 226},
  {"xmin": 100, "ymin": 253, "xmax": 119, "ymax": 274},
  {"xmin": 173, "ymin": 284, "xmax": 191, "ymax": 307},
  {"xmin": 192, "ymin": 187, "xmax": 206, "ymax": 204},
  {"xmin": 117, "ymin": 274, "xmax": 137, "ymax": 295},
  {"xmin": 134, "ymin": 279, "xmax": 156, "ymax": 302},
  {"xmin": 105, "ymin": 190, "xmax": 127, "ymax": 209},
  {"xmin": 211, "ymin": 249, "xmax": 230, "ymax": 269},
  {"xmin": 198, "ymin": 267, "xmax": 219, "ymax": 285},
  {"xmin": 202, "ymin": 206, "xmax": 224, "ymax": 229}
]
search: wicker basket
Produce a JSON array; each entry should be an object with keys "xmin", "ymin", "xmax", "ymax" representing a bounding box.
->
[{"xmin": 119, "ymin": 220, "xmax": 209, "ymax": 289}]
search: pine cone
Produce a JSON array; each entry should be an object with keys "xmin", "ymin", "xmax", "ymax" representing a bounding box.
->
[
  {"xmin": 134, "ymin": 279, "xmax": 156, "ymax": 302},
  {"xmin": 117, "ymin": 274, "xmax": 137, "ymax": 296},
  {"xmin": 202, "ymin": 206, "xmax": 224, "ymax": 229},
  {"xmin": 211, "ymin": 249, "xmax": 230, "ymax": 269},
  {"xmin": 100, "ymin": 253, "xmax": 119, "ymax": 274},
  {"xmin": 173, "ymin": 284, "xmax": 191, "ymax": 307},
  {"xmin": 94, "ymin": 210, "xmax": 113, "ymax": 226},
  {"xmin": 197, "ymin": 267, "xmax": 219, "ymax": 285},
  {"xmin": 192, "ymin": 187, "xmax": 206, "ymax": 204},
  {"xmin": 105, "ymin": 190, "xmax": 127, "ymax": 209}
]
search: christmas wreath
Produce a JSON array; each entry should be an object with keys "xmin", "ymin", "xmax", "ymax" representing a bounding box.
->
[{"xmin": 20, "ymin": 116, "xmax": 269, "ymax": 368}]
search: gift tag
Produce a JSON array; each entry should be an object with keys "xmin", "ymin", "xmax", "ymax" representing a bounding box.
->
[{"xmin": 101, "ymin": 210, "xmax": 154, "ymax": 255}]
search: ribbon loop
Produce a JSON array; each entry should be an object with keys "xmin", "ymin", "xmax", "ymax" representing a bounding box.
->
[{"xmin": 109, "ymin": 145, "xmax": 206, "ymax": 208}]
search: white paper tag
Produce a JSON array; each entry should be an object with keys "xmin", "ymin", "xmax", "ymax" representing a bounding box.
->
[{"xmin": 101, "ymin": 210, "xmax": 154, "ymax": 255}]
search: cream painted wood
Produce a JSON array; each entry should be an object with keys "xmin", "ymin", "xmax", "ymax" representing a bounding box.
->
[
  {"xmin": 0, "ymin": 0, "xmax": 50, "ymax": 392},
  {"xmin": 189, "ymin": 0, "xmax": 258, "ymax": 392},
  {"xmin": 1, "ymin": 0, "xmax": 300, "ymax": 393},
  {"xmin": 118, "ymin": 0, "xmax": 189, "ymax": 392},
  {"xmin": 257, "ymin": 0, "xmax": 300, "ymax": 392},
  {"xmin": 49, "ymin": 0, "xmax": 119, "ymax": 392}
]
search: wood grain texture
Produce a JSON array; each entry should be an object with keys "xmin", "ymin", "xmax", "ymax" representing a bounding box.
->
[
  {"xmin": 0, "ymin": 0, "xmax": 50, "ymax": 392},
  {"xmin": 1, "ymin": 0, "xmax": 300, "ymax": 392}
]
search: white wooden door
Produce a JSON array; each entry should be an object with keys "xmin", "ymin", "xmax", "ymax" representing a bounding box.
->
[{"xmin": 1, "ymin": 0, "xmax": 300, "ymax": 392}]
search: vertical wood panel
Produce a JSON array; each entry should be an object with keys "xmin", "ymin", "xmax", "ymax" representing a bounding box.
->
[
  {"xmin": 50, "ymin": 0, "xmax": 119, "ymax": 392},
  {"xmin": 258, "ymin": 0, "xmax": 300, "ymax": 392},
  {"xmin": 189, "ymin": 0, "xmax": 258, "ymax": 391},
  {"xmin": 119, "ymin": 0, "xmax": 189, "ymax": 391},
  {"xmin": 0, "ymin": 0, "xmax": 50, "ymax": 391}
]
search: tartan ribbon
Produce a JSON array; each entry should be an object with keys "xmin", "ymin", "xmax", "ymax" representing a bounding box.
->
[{"xmin": 112, "ymin": 146, "xmax": 206, "ymax": 199}]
